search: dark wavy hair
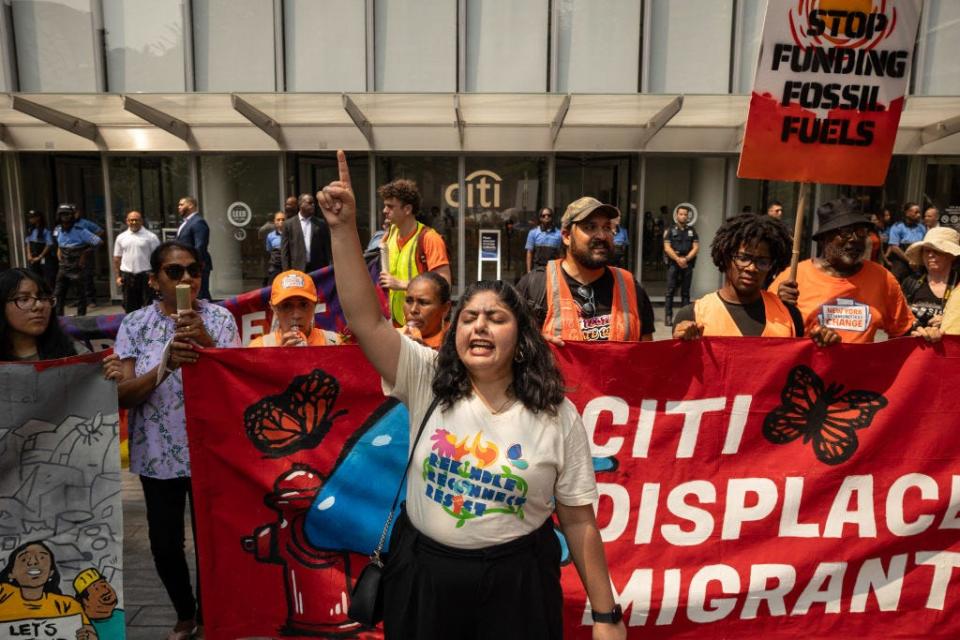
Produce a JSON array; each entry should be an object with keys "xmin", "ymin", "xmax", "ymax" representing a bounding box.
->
[
  {"xmin": 711, "ymin": 214, "xmax": 793, "ymax": 287},
  {"xmin": 150, "ymin": 240, "xmax": 202, "ymax": 273},
  {"xmin": 0, "ymin": 268, "xmax": 76, "ymax": 361},
  {"xmin": 377, "ymin": 179, "xmax": 422, "ymax": 215},
  {"xmin": 432, "ymin": 280, "xmax": 566, "ymax": 415},
  {"xmin": 0, "ymin": 540, "xmax": 63, "ymax": 595}
]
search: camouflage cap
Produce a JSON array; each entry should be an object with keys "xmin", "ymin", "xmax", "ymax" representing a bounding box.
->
[{"xmin": 560, "ymin": 197, "xmax": 620, "ymax": 229}]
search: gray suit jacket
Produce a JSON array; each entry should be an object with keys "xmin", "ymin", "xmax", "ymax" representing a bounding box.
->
[{"xmin": 281, "ymin": 215, "xmax": 332, "ymax": 273}]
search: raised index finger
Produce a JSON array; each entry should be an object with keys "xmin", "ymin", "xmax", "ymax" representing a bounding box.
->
[{"xmin": 337, "ymin": 149, "xmax": 351, "ymax": 188}]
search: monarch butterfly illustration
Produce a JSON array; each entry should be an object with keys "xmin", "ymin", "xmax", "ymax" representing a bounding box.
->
[
  {"xmin": 762, "ymin": 365, "xmax": 888, "ymax": 465},
  {"xmin": 244, "ymin": 369, "xmax": 348, "ymax": 456}
]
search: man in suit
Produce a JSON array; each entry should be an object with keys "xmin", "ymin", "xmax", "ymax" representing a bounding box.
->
[
  {"xmin": 175, "ymin": 196, "xmax": 213, "ymax": 299},
  {"xmin": 281, "ymin": 193, "xmax": 332, "ymax": 274}
]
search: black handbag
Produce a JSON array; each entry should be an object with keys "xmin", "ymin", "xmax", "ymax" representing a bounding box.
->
[{"xmin": 348, "ymin": 396, "xmax": 441, "ymax": 627}]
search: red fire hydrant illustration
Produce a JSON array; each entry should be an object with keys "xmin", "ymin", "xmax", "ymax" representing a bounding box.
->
[{"xmin": 241, "ymin": 463, "xmax": 361, "ymax": 636}]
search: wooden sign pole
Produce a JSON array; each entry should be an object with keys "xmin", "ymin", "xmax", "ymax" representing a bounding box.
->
[{"xmin": 789, "ymin": 182, "xmax": 811, "ymax": 281}]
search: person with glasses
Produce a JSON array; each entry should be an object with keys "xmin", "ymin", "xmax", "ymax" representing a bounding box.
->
[
  {"xmin": 0, "ymin": 268, "xmax": 80, "ymax": 361},
  {"xmin": 517, "ymin": 197, "xmax": 654, "ymax": 343},
  {"xmin": 104, "ymin": 240, "xmax": 239, "ymax": 640},
  {"xmin": 524, "ymin": 207, "xmax": 563, "ymax": 272},
  {"xmin": 771, "ymin": 198, "xmax": 925, "ymax": 344},
  {"xmin": 672, "ymin": 214, "xmax": 839, "ymax": 345}
]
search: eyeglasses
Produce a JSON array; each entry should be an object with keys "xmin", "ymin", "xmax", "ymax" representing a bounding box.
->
[
  {"xmin": 161, "ymin": 262, "xmax": 203, "ymax": 280},
  {"xmin": 576, "ymin": 285, "xmax": 596, "ymax": 318},
  {"xmin": 8, "ymin": 295, "xmax": 56, "ymax": 310},
  {"xmin": 731, "ymin": 253, "xmax": 774, "ymax": 271},
  {"xmin": 540, "ymin": 213, "xmax": 552, "ymax": 219},
  {"xmin": 832, "ymin": 226, "xmax": 869, "ymax": 240}
]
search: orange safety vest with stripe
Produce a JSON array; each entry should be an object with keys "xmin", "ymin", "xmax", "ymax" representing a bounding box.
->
[
  {"xmin": 542, "ymin": 259, "xmax": 642, "ymax": 341},
  {"xmin": 693, "ymin": 290, "xmax": 796, "ymax": 337}
]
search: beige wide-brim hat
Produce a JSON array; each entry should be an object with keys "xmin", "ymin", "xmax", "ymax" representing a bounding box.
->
[{"xmin": 905, "ymin": 226, "xmax": 960, "ymax": 263}]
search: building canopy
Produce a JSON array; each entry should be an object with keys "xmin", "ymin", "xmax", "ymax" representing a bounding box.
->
[{"xmin": 0, "ymin": 92, "xmax": 958, "ymax": 155}]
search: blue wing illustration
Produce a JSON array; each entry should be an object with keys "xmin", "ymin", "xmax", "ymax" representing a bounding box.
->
[{"xmin": 304, "ymin": 399, "xmax": 410, "ymax": 554}]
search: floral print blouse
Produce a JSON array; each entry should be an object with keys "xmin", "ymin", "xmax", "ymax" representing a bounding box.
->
[{"xmin": 115, "ymin": 300, "xmax": 240, "ymax": 479}]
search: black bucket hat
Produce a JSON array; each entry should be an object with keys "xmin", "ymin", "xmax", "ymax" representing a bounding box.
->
[{"xmin": 812, "ymin": 197, "xmax": 871, "ymax": 239}]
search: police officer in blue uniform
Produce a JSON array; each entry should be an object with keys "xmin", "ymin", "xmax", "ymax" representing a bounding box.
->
[
  {"xmin": 663, "ymin": 204, "xmax": 699, "ymax": 326},
  {"xmin": 524, "ymin": 207, "xmax": 564, "ymax": 272},
  {"xmin": 53, "ymin": 206, "xmax": 103, "ymax": 316}
]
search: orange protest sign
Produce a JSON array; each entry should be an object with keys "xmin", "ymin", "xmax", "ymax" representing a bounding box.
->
[{"xmin": 738, "ymin": 1, "xmax": 921, "ymax": 186}]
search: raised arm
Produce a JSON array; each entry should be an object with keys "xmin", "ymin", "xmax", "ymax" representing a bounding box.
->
[{"xmin": 317, "ymin": 150, "xmax": 401, "ymax": 385}]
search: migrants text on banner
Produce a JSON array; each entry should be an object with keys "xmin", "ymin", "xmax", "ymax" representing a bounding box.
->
[{"xmin": 183, "ymin": 338, "xmax": 960, "ymax": 639}]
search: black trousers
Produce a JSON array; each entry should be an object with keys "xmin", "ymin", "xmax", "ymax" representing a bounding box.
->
[
  {"xmin": 382, "ymin": 509, "xmax": 562, "ymax": 639},
  {"xmin": 83, "ymin": 256, "xmax": 97, "ymax": 302},
  {"xmin": 54, "ymin": 271, "xmax": 86, "ymax": 316},
  {"xmin": 120, "ymin": 271, "xmax": 152, "ymax": 313},
  {"xmin": 665, "ymin": 263, "xmax": 693, "ymax": 317},
  {"xmin": 140, "ymin": 475, "xmax": 202, "ymax": 623}
]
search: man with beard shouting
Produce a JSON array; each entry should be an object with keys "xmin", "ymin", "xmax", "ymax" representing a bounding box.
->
[
  {"xmin": 771, "ymin": 197, "xmax": 918, "ymax": 344},
  {"xmin": 518, "ymin": 196, "xmax": 654, "ymax": 343}
]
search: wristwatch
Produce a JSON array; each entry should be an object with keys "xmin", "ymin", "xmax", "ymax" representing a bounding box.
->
[{"xmin": 591, "ymin": 604, "xmax": 623, "ymax": 624}]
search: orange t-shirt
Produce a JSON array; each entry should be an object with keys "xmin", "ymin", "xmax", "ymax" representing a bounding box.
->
[
  {"xmin": 769, "ymin": 259, "xmax": 915, "ymax": 343},
  {"xmin": 396, "ymin": 226, "xmax": 449, "ymax": 271},
  {"xmin": 249, "ymin": 327, "xmax": 338, "ymax": 347}
]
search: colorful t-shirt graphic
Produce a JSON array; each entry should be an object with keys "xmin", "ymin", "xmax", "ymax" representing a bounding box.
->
[
  {"xmin": 385, "ymin": 337, "xmax": 598, "ymax": 549},
  {"xmin": 423, "ymin": 428, "xmax": 530, "ymax": 527}
]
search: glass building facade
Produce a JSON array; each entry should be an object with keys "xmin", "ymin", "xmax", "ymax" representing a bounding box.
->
[{"xmin": 0, "ymin": 0, "xmax": 958, "ymax": 299}]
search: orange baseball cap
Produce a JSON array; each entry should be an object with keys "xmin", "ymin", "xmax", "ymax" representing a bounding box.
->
[{"xmin": 271, "ymin": 270, "xmax": 318, "ymax": 305}]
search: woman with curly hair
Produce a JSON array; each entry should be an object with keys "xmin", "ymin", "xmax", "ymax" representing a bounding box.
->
[
  {"xmin": 317, "ymin": 151, "xmax": 625, "ymax": 640},
  {"xmin": 673, "ymin": 213, "xmax": 840, "ymax": 345}
]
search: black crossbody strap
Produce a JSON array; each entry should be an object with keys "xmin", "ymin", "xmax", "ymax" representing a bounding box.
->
[{"xmin": 371, "ymin": 395, "xmax": 442, "ymax": 561}]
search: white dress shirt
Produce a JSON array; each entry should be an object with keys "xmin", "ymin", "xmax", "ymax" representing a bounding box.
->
[
  {"xmin": 299, "ymin": 213, "xmax": 313, "ymax": 256},
  {"xmin": 114, "ymin": 227, "xmax": 161, "ymax": 273},
  {"xmin": 177, "ymin": 211, "xmax": 199, "ymax": 237}
]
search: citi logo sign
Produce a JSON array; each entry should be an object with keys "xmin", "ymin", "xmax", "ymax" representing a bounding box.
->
[{"xmin": 444, "ymin": 170, "xmax": 502, "ymax": 209}]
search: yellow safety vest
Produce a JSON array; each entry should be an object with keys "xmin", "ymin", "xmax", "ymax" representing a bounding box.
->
[{"xmin": 385, "ymin": 222, "xmax": 429, "ymax": 326}]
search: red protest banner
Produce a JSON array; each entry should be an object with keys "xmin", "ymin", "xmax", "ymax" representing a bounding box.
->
[
  {"xmin": 738, "ymin": 0, "xmax": 921, "ymax": 186},
  {"xmin": 183, "ymin": 337, "xmax": 960, "ymax": 639}
]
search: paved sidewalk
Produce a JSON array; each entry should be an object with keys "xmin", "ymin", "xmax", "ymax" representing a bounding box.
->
[{"xmin": 122, "ymin": 472, "xmax": 198, "ymax": 639}]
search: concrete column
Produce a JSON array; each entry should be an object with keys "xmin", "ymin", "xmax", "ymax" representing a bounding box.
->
[{"xmin": 690, "ymin": 157, "xmax": 727, "ymax": 299}]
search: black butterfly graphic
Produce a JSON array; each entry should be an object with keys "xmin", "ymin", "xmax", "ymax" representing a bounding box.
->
[
  {"xmin": 762, "ymin": 365, "xmax": 887, "ymax": 465},
  {"xmin": 244, "ymin": 369, "xmax": 348, "ymax": 457}
]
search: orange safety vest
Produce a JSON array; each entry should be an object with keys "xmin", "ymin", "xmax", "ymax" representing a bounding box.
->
[
  {"xmin": 693, "ymin": 291, "xmax": 796, "ymax": 337},
  {"xmin": 542, "ymin": 259, "xmax": 642, "ymax": 341}
]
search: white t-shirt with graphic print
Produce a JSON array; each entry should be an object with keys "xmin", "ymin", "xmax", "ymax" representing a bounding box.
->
[{"xmin": 385, "ymin": 335, "xmax": 598, "ymax": 549}]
